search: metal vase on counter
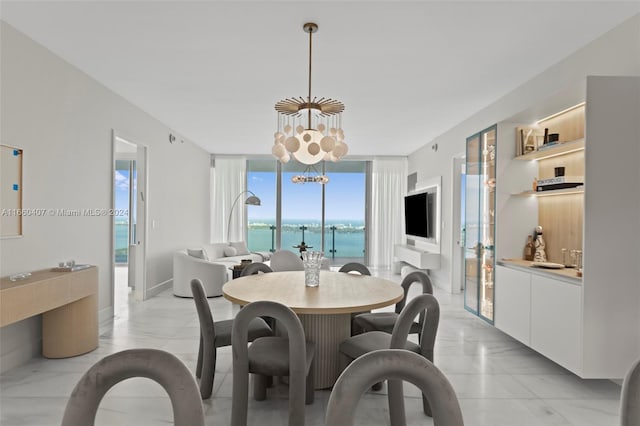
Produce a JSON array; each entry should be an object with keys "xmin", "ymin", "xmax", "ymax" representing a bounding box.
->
[{"xmin": 302, "ymin": 251, "xmax": 323, "ymax": 287}]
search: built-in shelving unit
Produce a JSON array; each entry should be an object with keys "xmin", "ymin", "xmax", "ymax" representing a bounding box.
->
[{"xmin": 494, "ymin": 76, "xmax": 640, "ymax": 379}]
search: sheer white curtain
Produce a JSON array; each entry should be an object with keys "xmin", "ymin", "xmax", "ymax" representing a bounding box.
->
[
  {"xmin": 368, "ymin": 157, "xmax": 408, "ymax": 269},
  {"xmin": 210, "ymin": 156, "xmax": 247, "ymax": 242}
]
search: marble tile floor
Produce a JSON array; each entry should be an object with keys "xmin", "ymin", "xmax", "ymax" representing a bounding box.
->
[{"xmin": 0, "ymin": 269, "xmax": 622, "ymax": 425}]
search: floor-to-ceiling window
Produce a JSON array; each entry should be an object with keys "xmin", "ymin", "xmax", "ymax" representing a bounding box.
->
[
  {"xmin": 323, "ymin": 161, "xmax": 366, "ymax": 263},
  {"xmin": 247, "ymin": 159, "xmax": 367, "ymax": 264},
  {"xmin": 245, "ymin": 160, "xmax": 277, "ymax": 253}
]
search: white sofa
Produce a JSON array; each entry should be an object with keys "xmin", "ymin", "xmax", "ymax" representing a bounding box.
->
[{"xmin": 173, "ymin": 242, "xmax": 269, "ymax": 297}]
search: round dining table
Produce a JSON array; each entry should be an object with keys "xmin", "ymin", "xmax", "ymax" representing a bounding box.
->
[{"xmin": 222, "ymin": 270, "xmax": 403, "ymax": 389}]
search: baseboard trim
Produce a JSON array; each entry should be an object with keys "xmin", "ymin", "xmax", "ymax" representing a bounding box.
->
[{"xmin": 147, "ymin": 279, "xmax": 172, "ymax": 298}]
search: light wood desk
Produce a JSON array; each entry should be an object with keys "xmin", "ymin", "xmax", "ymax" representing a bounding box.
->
[
  {"xmin": 0, "ymin": 266, "xmax": 98, "ymax": 358},
  {"xmin": 223, "ymin": 270, "xmax": 403, "ymax": 388}
]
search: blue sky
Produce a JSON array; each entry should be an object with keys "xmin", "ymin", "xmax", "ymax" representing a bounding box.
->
[
  {"xmin": 248, "ymin": 171, "xmax": 365, "ymax": 221},
  {"xmin": 115, "ymin": 169, "xmax": 365, "ymax": 222}
]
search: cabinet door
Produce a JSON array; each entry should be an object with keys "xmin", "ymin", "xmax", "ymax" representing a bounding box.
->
[
  {"xmin": 495, "ymin": 266, "xmax": 530, "ymax": 345},
  {"xmin": 531, "ymin": 275, "xmax": 582, "ymax": 374}
]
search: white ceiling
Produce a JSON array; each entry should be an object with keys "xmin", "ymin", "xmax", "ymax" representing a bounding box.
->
[{"xmin": 2, "ymin": 1, "xmax": 639, "ymax": 157}]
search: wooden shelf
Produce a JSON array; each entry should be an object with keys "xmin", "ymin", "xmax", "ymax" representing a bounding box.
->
[
  {"xmin": 513, "ymin": 186, "xmax": 584, "ymax": 197},
  {"xmin": 515, "ymin": 138, "xmax": 584, "ymax": 161}
]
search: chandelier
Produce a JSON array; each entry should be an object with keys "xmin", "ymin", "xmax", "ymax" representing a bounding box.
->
[
  {"xmin": 291, "ymin": 164, "xmax": 330, "ymax": 184},
  {"xmin": 272, "ymin": 22, "xmax": 348, "ymax": 173}
]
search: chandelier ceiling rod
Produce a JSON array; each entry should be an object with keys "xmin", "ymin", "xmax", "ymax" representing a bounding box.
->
[{"xmin": 305, "ymin": 22, "xmax": 316, "ymax": 130}]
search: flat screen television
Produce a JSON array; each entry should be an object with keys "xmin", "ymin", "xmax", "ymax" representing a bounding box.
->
[{"xmin": 404, "ymin": 190, "xmax": 435, "ymax": 241}]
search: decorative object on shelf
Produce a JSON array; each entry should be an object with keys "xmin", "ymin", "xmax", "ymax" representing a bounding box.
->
[
  {"xmin": 548, "ymin": 133, "xmax": 560, "ymax": 143},
  {"xmin": 516, "ymin": 126, "xmax": 543, "ymax": 155},
  {"xmin": 543, "ymin": 128, "xmax": 549, "ymax": 144},
  {"xmin": 51, "ymin": 264, "xmax": 91, "ymax": 272},
  {"xmin": 226, "ymin": 190, "xmax": 261, "ymax": 242},
  {"xmin": 531, "ymin": 261, "xmax": 564, "ymax": 269},
  {"xmin": 9, "ymin": 272, "xmax": 31, "ymax": 281},
  {"xmin": 524, "ymin": 235, "xmax": 535, "ymax": 261},
  {"xmin": 533, "ymin": 225, "xmax": 547, "ymax": 262},
  {"xmin": 272, "ymin": 22, "xmax": 347, "ymax": 172},
  {"xmin": 302, "ymin": 251, "xmax": 323, "ymax": 287},
  {"xmin": 554, "ymin": 166, "xmax": 565, "ymax": 177}
]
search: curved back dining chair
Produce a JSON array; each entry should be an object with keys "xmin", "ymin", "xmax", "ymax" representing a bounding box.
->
[
  {"xmin": 354, "ymin": 271, "xmax": 433, "ymax": 335},
  {"xmin": 621, "ymin": 357, "xmax": 640, "ymax": 426},
  {"xmin": 240, "ymin": 262, "xmax": 273, "ymax": 276},
  {"xmin": 191, "ymin": 279, "xmax": 272, "ymax": 399},
  {"xmin": 338, "ymin": 262, "xmax": 371, "ymax": 275},
  {"xmin": 62, "ymin": 349, "xmax": 205, "ymax": 426},
  {"xmin": 326, "ymin": 349, "xmax": 463, "ymax": 426},
  {"xmin": 339, "ymin": 293, "xmax": 440, "ymax": 424},
  {"xmin": 232, "ymin": 300, "xmax": 315, "ymax": 426},
  {"xmin": 270, "ymin": 250, "xmax": 304, "ymax": 271}
]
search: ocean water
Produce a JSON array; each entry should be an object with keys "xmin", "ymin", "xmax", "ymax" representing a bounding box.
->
[
  {"xmin": 115, "ymin": 222, "xmax": 129, "ymax": 263},
  {"xmin": 248, "ymin": 220, "xmax": 365, "ymax": 258}
]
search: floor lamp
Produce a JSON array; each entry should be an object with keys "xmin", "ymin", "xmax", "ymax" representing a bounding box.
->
[{"xmin": 227, "ymin": 190, "xmax": 261, "ymax": 242}]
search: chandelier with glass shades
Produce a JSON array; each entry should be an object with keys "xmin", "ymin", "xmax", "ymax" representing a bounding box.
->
[{"xmin": 272, "ymin": 23, "xmax": 348, "ymax": 183}]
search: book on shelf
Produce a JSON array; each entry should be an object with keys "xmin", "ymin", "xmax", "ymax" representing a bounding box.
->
[
  {"xmin": 536, "ymin": 176, "xmax": 583, "ymax": 186},
  {"xmin": 536, "ymin": 176, "xmax": 583, "ymax": 191}
]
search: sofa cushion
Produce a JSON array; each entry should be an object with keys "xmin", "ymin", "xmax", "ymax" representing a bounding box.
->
[
  {"xmin": 203, "ymin": 243, "xmax": 228, "ymax": 260},
  {"xmin": 230, "ymin": 241, "xmax": 250, "ymax": 255},
  {"xmin": 224, "ymin": 246, "xmax": 237, "ymax": 257},
  {"xmin": 187, "ymin": 248, "xmax": 208, "ymax": 260}
]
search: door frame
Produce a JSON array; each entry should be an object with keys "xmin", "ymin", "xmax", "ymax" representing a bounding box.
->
[{"xmin": 450, "ymin": 153, "xmax": 466, "ymax": 294}]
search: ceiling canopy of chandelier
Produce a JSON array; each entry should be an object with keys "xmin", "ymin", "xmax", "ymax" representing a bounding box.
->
[{"xmin": 272, "ymin": 22, "xmax": 348, "ymax": 166}]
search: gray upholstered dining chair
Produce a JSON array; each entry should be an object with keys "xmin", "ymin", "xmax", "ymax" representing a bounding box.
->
[
  {"xmin": 338, "ymin": 262, "xmax": 371, "ymax": 275},
  {"xmin": 621, "ymin": 357, "xmax": 640, "ymax": 426},
  {"xmin": 232, "ymin": 300, "xmax": 315, "ymax": 426},
  {"xmin": 191, "ymin": 279, "xmax": 272, "ymax": 399},
  {"xmin": 353, "ymin": 271, "xmax": 433, "ymax": 335},
  {"xmin": 338, "ymin": 293, "xmax": 440, "ymax": 424},
  {"xmin": 61, "ymin": 349, "xmax": 205, "ymax": 426},
  {"xmin": 270, "ymin": 250, "xmax": 305, "ymax": 271},
  {"xmin": 240, "ymin": 262, "xmax": 273, "ymax": 276},
  {"xmin": 326, "ymin": 349, "xmax": 463, "ymax": 426}
]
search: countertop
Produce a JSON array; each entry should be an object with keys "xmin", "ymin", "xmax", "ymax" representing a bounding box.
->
[{"xmin": 497, "ymin": 259, "xmax": 582, "ymax": 285}]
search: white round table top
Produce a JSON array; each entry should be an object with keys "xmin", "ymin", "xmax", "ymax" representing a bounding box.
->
[{"xmin": 222, "ymin": 270, "xmax": 404, "ymax": 314}]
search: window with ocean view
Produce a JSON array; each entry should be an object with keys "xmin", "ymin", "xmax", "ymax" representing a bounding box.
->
[{"xmin": 247, "ymin": 159, "xmax": 367, "ymax": 264}]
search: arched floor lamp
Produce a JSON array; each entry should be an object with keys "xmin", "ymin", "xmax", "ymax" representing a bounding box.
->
[{"xmin": 227, "ymin": 190, "xmax": 261, "ymax": 242}]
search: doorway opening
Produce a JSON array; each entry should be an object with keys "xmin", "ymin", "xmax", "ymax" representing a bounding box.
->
[{"xmin": 112, "ymin": 133, "xmax": 147, "ymax": 317}]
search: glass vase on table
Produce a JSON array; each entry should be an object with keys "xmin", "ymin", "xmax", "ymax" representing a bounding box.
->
[{"xmin": 302, "ymin": 251, "xmax": 323, "ymax": 287}]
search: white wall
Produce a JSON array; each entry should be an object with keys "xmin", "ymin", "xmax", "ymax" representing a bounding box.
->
[
  {"xmin": 408, "ymin": 14, "xmax": 640, "ymax": 292},
  {"xmin": 0, "ymin": 22, "xmax": 211, "ymax": 371}
]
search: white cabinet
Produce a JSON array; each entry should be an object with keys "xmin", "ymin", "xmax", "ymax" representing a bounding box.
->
[
  {"xmin": 495, "ymin": 266, "xmax": 530, "ymax": 345},
  {"xmin": 530, "ymin": 274, "xmax": 582, "ymax": 374},
  {"xmin": 394, "ymin": 244, "xmax": 440, "ymax": 269}
]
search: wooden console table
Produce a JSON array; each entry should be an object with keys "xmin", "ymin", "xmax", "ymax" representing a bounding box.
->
[{"xmin": 0, "ymin": 266, "xmax": 98, "ymax": 358}]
